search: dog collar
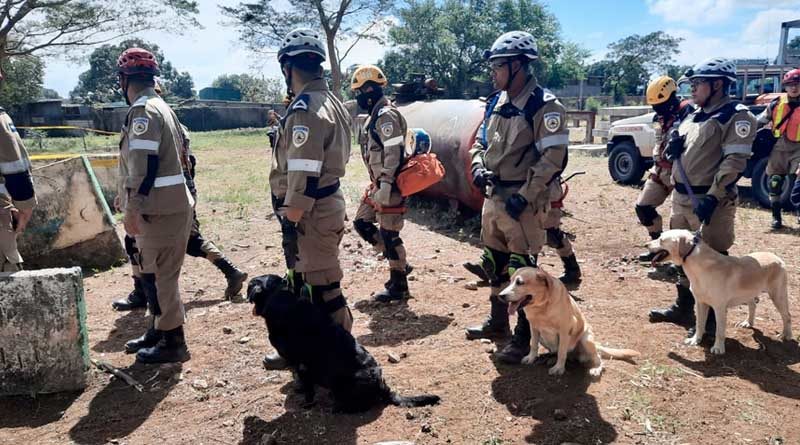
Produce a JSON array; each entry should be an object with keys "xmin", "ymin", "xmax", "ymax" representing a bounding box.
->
[{"xmin": 681, "ymin": 233, "xmax": 701, "ymax": 262}]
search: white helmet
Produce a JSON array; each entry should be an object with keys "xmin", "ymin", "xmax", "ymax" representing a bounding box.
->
[
  {"xmin": 278, "ymin": 28, "xmax": 326, "ymax": 64},
  {"xmin": 685, "ymin": 57, "xmax": 736, "ymax": 82},
  {"xmin": 484, "ymin": 31, "xmax": 538, "ymax": 61}
]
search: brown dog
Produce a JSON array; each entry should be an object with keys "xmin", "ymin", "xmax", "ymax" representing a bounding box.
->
[{"xmin": 499, "ymin": 267, "xmax": 640, "ymax": 376}]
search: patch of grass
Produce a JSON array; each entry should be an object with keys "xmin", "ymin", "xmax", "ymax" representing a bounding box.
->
[{"xmin": 482, "ymin": 438, "xmax": 504, "ymax": 445}]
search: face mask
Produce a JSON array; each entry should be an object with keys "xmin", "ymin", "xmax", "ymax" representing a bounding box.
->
[{"xmin": 356, "ymin": 86, "xmax": 383, "ymax": 113}]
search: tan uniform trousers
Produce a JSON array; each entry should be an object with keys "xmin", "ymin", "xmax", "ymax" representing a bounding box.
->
[
  {"xmin": 135, "ymin": 211, "xmax": 192, "ymax": 331},
  {"xmin": 670, "ymin": 191, "xmax": 736, "ymax": 251},
  {"xmin": 0, "ymin": 207, "xmax": 21, "ymax": 272},
  {"xmin": 354, "ymin": 187, "xmax": 406, "ymax": 271},
  {"xmin": 543, "ymin": 181, "xmax": 574, "ymax": 257},
  {"xmin": 636, "ymin": 167, "xmax": 672, "ymax": 234},
  {"xmin": 296, "ymin": 190, "xmax": 353, "ymax": 332}
]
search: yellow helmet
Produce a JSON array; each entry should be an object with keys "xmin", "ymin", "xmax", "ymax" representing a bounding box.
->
[
  {"xmin": 351, "ymin": 65, "xmax": 388, "ymax": 90},
  {"xmin": 646, "ymin": 76, "xmax": 677, "ymax": 105}
]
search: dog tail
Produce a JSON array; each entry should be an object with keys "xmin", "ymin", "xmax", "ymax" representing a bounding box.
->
[
  {"xmin": 389, "ymin": 392, "xmax": 441, "ymax": 407},
  {"xmin": 597, "ymin": 346, "xmax": 640, "ymax": 362}
]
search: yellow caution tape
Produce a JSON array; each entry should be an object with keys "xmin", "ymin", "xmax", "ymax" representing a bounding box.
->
[{"xmin": 18, "ymin": 125, "xmax": 119, "ymax": 136}]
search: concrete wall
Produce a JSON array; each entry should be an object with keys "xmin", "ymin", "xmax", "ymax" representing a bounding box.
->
[{"xmin": 0, "ymin": 267, "xmax": 89, "ymax": 395}]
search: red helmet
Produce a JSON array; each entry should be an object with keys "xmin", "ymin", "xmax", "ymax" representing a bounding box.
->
[
  {"xmin": 784, "ymin": 68, "xmax": 800, "ymax": 86},
  {"xmin": 117, "ymin": 48, "xmax": 160, "ymax": 76}
]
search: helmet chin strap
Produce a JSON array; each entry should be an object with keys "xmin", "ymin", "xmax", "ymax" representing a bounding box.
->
[
  {"xmin": 502, "ymin": 59, "xmax": 524, "ymax": 92},
  {"xmin": 282, "ymin": 62, "xmax": 295, "ymax": 100},
  {"xmin": 120, "ymin": 75, "xmax": 131, "ymax": 106}
]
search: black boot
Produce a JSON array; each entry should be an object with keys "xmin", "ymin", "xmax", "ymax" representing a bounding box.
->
[
  {"xmin": 263, "ymin": 351, "xmax": 289, "ymax": 370},
  {"xmin": 495, "ymin": 310, "xmax": 531, "ymax": 364},
  {"xmin": 638, "ymin": 232, "xmax": 662, "ymax": 262},
  {"xmin": 213, "ymin": 257, "xmax": 249, "ymax": 300},
  {"xmin": 384, "ymin": 264, "xmax": 414, "ymax": 289},
  {"xmin": 687, "ymin": 309, "xmax": 716, "ymax": 340},
  {"xmin": 125, "ymin": 317, "xmax": 161, "ymax": 354},
  {"xmin": 463, "ymin": 262, "xmax": 490, "ymax": 282},
  {"xmin": 649, "ymin": 283, "xmax": 696, "ymax": 326},
  {"xmin": 771, "ymin": 202, "xmax": 783, "ymax": 229},
  {"xmin": 558, "ymin": 254, "xmax": 582, "ymax": 285},
  {"xmin": 136, "ymin": 326, "xmax": 190, "ymax": 364},
  {"xmin": 465, "ymin": 295, "xmax": 511, "ymax": 340},
  {"xmin": 111, "ymin": 277, "xmax": 147, "ymax": 311},
  {"xmin": 374, "ymin": 269, "xmax": 410, "ymax": 303}
]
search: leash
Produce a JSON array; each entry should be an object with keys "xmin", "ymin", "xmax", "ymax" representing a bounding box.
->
[{"xmin": 669, "ymin": 123, "xmax": 704, "ymax": 237}]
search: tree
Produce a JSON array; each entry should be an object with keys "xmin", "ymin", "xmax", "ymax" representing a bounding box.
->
[
  {"xmin": 0, "ymin": 55, "xmax": 43, "ymax": 107},
  {"xmin": 600, "ymin": 31, "xmax": 683, "ymax": 99},
  {"xmin": 40, "ymin": 88, "xmax": 61, "ymax": 99},
  {"xmin": 0, "ymin": 1, "xmax": 199, "ymax": 63},
  {"xmin": 544, "ymin": 41, "xmax": 591, "ymax": 89},
  {"xmin": 211, "ymin": 74, "xmax": 284, "ymax": 103},
  {"xmin": 664, "ymin": 64, "xmax": 692, "ymax": 82},
  {"xmin": 70, "ymin": 39, "xmax": 194, "ymax": 103},
  {"xmin": 221, "ymin": 0, "xmax": 392, "ymax": 99},
  {"xmin": 380, "ymin": 0, "xmax": 570, "ymax": 99}
]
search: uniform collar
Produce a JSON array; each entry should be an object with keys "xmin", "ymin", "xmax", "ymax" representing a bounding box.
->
[
  {"xmin": 509, "ymin": 76, "xmax": 538, "ymax": 110},
  {"xmin": 132, "ymin": 87, "xmax": 157, "ymax": 104},
  {"xmin": 297, "ymin": 78, "xmax": 328, "ymax": 94},
  {"xmin": 701, "ymin": 94, "xmax": 730, "ymax": 114},
  {"xmin": 370, "ymin": 96, "xmax": 390, "ymax": 117}
]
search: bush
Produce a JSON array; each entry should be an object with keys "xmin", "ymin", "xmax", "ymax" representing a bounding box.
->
[{"xmin": 585, "ymin": 96, "xmax": 602, "ymax": 112}]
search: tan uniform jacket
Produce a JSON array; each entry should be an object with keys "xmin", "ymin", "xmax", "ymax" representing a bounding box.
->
[
  {"xmin": 469, "ymin": 76, "xmax": 568, "ymax": 207},
  {"xmin": 762, "ymin": 97, "xmax": 800, "ymax": 153},
  {"xmin": 269, "ymin": 78, "xmax": 351, "ymax": 212},
  {"xmin": 0, "ymin": 110, "xmax": 36, "ymax": 211},
  {"xmin": 360, "ymin": 96, "xmax": 407, "ymax": 184},
  {"xmin": 118, "ymin": 88, "xmax": 193, "ymax": 215},
  {"xmin": 672, "ymin": 96, "xmax": 756, "ymax": 200}
]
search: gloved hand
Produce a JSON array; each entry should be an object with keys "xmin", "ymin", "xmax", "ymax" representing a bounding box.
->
[
  {"xmin": 280, "ymin": 218, "xmax": 299, "ymax": 270},
  {"xmin": 376, "ymin": 181, "xmax": 392, "ymax": 207},
  {"xmin": 505, "ymin": 193, "xmax": 528, "ymax": 221},
  {"xmin": 791, "ymin": 175, "xmax": 800, "ymax": 208},
  {"xmin": 471, "ymin": 165, "xmax": 496, "ymax": 189},
  {"xmin": 664, "ymin": 132, "xmax": 686, "ymax": 162},
  {"xmin": 694, "ymin": 195, "xmax": 718, "ymax": 225}
]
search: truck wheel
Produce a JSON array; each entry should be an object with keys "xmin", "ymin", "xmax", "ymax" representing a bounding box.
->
[{"xmin": 608, "ymin": 141, "xmax": 644, "ymax": 185}]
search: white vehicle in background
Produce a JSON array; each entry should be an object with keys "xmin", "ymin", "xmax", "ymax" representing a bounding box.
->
[{"xmin": 605, "ymin": 112, "xmax": 658, "ymax": 186}]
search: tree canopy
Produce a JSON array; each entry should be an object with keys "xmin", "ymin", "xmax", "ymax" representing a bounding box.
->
[
  {"xmin": 0, "ymin": 55, "xmax": 43, "ymax": 107},
  {"xmin": 70, "ymin": 39, "xmax": 194, "ymax": 103},
  {"xmin": 211, "ymin": 74, "xmax": 284, "ymax": 103}
]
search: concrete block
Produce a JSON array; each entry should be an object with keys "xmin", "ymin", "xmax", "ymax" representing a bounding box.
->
[{"xmin": 0, "ymin": 267, "xmax": 89, "ymax": 395}]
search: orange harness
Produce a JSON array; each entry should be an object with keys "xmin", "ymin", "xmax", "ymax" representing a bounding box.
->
[
  {"xmin": 362, "ymin": 185, "xmax": 407, "ymax": 214},
  {"xmin": 550, "ymin": 183, "xmax": 569, "ymax": 209}
]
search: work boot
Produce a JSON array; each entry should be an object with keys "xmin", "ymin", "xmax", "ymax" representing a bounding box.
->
[
  {"xmin": 558, "ymin": 254, "xmax": 582, "ymax": 285},
  {"xmin": 648, "ymin": 283, "xmax": 695, "ymax": 326},
  {"xmin": 374, "ymin": 269, "xmax": 410, "ymax": 303},
  {"xmin": 125, "ymin": 317, "xmax": 161, "ymax": 354},
  {"xmin": 262, "ymin": 351, "xmax": 289, "ymax": 370},
  {"xmin": 384, "ymin": 264, "xmax": 414, "ymax": 289},
  {"xmin": 771, "ymin": 202, "xmax": 783, "ymax": 230},
  {"xmin": 638, "ymin": 232, "xmax": 662, "ymax": 262},
  {"xmin": 495, "ymin": 310, "xmax": 531, "ymax": 365},
  {"xmin": 687, "ymin": 309, "xmax": 716, "ymax": 340},
  {"xmin": 463, "ymin": 261, "xmax": 490, "ymax": 282},
  {"xmin": 136, "ymin": 326, "xmax": 190, "ymax": 364},
  {"xmin": 111, "ymin": 277, "xmax": 147, "ymax": 311},
  {"xmin": 213, "ymin": 257, "xmax": 249, "ymax": 300},
  {"xmin": 465, "ymin": 295, "xmax": 511, "ymax": 340}
]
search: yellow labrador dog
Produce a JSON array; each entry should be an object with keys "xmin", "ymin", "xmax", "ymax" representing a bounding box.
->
[
  {"xmin": 499, "ymin": 267, "xmax": 640, "ymax": 377},
  {"xmin": 647, "ymin": 229, "xmax": 793, "ymax": 355}
]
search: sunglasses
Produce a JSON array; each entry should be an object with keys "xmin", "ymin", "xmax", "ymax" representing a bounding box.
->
[{"xmin": 489, "ymin": 60, "xmax": 510, "ymax": 71}]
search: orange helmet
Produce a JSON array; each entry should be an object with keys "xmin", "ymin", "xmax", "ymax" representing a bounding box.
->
[
  {"xmin": 117, "ymin": 48, "xmax": 160, "ymax": 76},
  {"xmin": 351, "ymin": 65, "xmax": 388, "ymax": 90},
  {"xmin": 646, "ymin": 76, "xmax": 677, "ymax": 105}
]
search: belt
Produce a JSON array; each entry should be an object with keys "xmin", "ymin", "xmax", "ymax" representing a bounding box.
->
[
  {"xmin": 312, "ymin": 179, "xmax": 340, "ymax": 199},
  {"xmin": 674, "ymin": 182, "xmax": 710, "ymax": 195},
  {"xmin": 153, "ymin": 174, "xmax": 186, "ymax": 188}
]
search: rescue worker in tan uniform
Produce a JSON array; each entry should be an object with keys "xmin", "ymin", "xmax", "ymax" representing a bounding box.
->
[
  {"xmin": 0, "ymin": 70, "xmax": 36, "ymax": 271},
  {"xmin": 115, "ymin": 48, "xmax": 194, "ymax": 363},
  {"xmin": 760, "ymin": 68, "xmax": 800, "ymax": 229},
  {"xmin": 262, "ymin": 28, "xmax": 353, "ymax": 369},
  {"xmin": 465, "ymin": 31, "xmax": 568, "ymax": 365},
  {"xmin": 113, "ymin": 83, "xmax": 248, "ymax": 311},
  {"xmin": 649, "ymin": 58, "xmax": 756, "ymax": 340},
  {"xmin": 636, "ymin": 76, "xmax": 695, "ymax": 261},
  {"xmin": 350, "ymin": 65, "xmax": 411, "ymax": 302}
]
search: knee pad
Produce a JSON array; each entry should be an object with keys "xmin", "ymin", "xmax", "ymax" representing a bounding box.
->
[
  {"xmin": 124, "ymin": 235, "xmax": 138, "ymax": 264},
  {"xmin": 635, "ymin": 204, "xmax": 659, "ymax": 227},
  {"xmin": 481, "ymin": 247, "xmax": 510, "ymax": 286},
  {"xmin": 769, "ymin": 175, "xmax": 785, "ymax": 196},
  {"xmin": 186, "ymin": 233, "xmax": 206, "ymax": 258},
  {"xmin": 379, "ymin": 228, "xmax": 402, "ymax": 260},
  {"xmin": 508, "ymin": 253, "xmax": 536, "ymax": 276},
  {"xmin": 546, "ymin": 227, "xmax": 565, "ymax": 249},
  {"xmin": 353, "ymin": 219, "xmax": 379, "ymax": 244}
]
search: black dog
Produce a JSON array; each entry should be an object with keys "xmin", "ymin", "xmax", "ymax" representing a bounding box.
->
[{"xmin": 247, "ymin": 274, "xmax": 440, "ymax": 413}]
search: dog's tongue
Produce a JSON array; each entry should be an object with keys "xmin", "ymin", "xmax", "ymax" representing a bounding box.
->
[{"xmin": 507, "ymin": 300, "xmax": 520, "ymax": 317}]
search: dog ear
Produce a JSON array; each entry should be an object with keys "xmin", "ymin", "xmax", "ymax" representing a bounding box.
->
[
  {"xmin": 676, "ymin": 235, "xmax": 693, "ymax": 261},
  {"xmin": 536, "ymin": 270, "xmax": 549, "ymax": 289}
]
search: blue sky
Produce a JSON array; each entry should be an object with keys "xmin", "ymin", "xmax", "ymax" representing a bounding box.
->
[{"xmin": 43, "ymin": 0, "xmax": 800, "ymax": 97}]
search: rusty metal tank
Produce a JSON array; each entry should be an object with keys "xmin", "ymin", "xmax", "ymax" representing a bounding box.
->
[{"xmin": 397, "ymin": 99, "xmax": 486, "ymax": 211}]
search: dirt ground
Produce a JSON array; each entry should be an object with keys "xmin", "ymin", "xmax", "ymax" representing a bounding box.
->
[{"xmin": 2, "ymin": 145, "xmax": 799, "ymax": 445}]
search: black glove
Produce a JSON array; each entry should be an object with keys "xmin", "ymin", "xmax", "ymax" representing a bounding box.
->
[
  {"xmin": 280, "ymin": 218, "xmax": 299, "ymax": 270},
  {"xmin": 664, "ymin": 131, "xmax": 686, "ymax": 162},
  {"xmin": 505, "ymin": 193, "xmax": 528, "ymax": 221},
  {"xmin": 471, "ymin": 165, "xmax": 495, "ymax": 189},
  {"xmin": 694, "ymin": 195, "xmax": 718, "ymax": 225}
]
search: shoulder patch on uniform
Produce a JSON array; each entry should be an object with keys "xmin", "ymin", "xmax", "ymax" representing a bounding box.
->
[
  {"xmin": 542, "ymin": 88, "xmax": 557, "ymax": 102},
  {"xmin": 734, "ymin": 120, "xmax": 752, "ymax": 138},
  {"xmin": 292, "ymin": 94, "xmax": 310, "ymax": 112},
  {"xmin": 735, "ymin": 104, "xmax": 749, "ymax": 112},
  {"xmin": 543, "ymin": 112, "xmax": 561, "ymax": 132},
  {"xmin": 132, "ymin": 95, "xmax": 149, "ymax": 108},
  {"xmin": 377, "ymin": 106, "xmax": 391, "ymax": 117},
  {"xmin": 131, "ymin": 117, "xmax": 149, "ymax": 136},
  {"xmin": 292, "ymin": 125, "xmax": 309, "ymax": 147},
  {"xmin": 380, "ymin": 121, "xmax": 394, "ymax": 137}
]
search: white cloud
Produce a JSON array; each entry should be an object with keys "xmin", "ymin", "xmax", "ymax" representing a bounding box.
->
[{"xmin": 647, "ymin": 0, "xmax": 799, "ymax": 26}]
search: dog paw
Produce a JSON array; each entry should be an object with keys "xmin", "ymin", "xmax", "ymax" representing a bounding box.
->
[
  {"xmin": 548, "ymin": 364, "xmax": 565, "ymax": 376},
  {"xmin": 710, "ymin": 344, "xmax": 726, "ymax": 355},
  {"xmin": 684, "ymin": 336, "xmax": 701, "ymax": 346},
  {"xmin": 521, "ymin": 354, "xmax": 538, "ymax": 365},
  {"xmin": 588, "ymin": 366, "xmax": 603, "ymax": 377},
  {"xmin": 735, "ymin": 320, "xmax": 752, "ymax": 329}
]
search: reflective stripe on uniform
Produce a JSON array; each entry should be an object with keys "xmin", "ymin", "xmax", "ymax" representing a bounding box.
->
[
  {"xmin": 535, "ymin": 133, "xmax": 569, "ymax": 152},
  {"xmin": 287, "ymin": 158, "xmax": 323, "ymax": 173},
  {"xmin": 0, "ymin": 183, "xmax": 7, "ymax": 196},
  {"xmin": 383, "ymin": 136, "xmax": 404, "ymax": 147},
  {"xmin": 722, "ymin": 144, "xmax": 751, "ymax": 156},
  {"xmin": 0, "ymin": 158, "xmax": 30, "ymax": 174},
  {"xmin": 129, "ymin": 139, "xmax": 159, "ymax": 151},
  {"xmin": 153, "ymin": 174, "xmax": 185, "ymax": 188}
]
